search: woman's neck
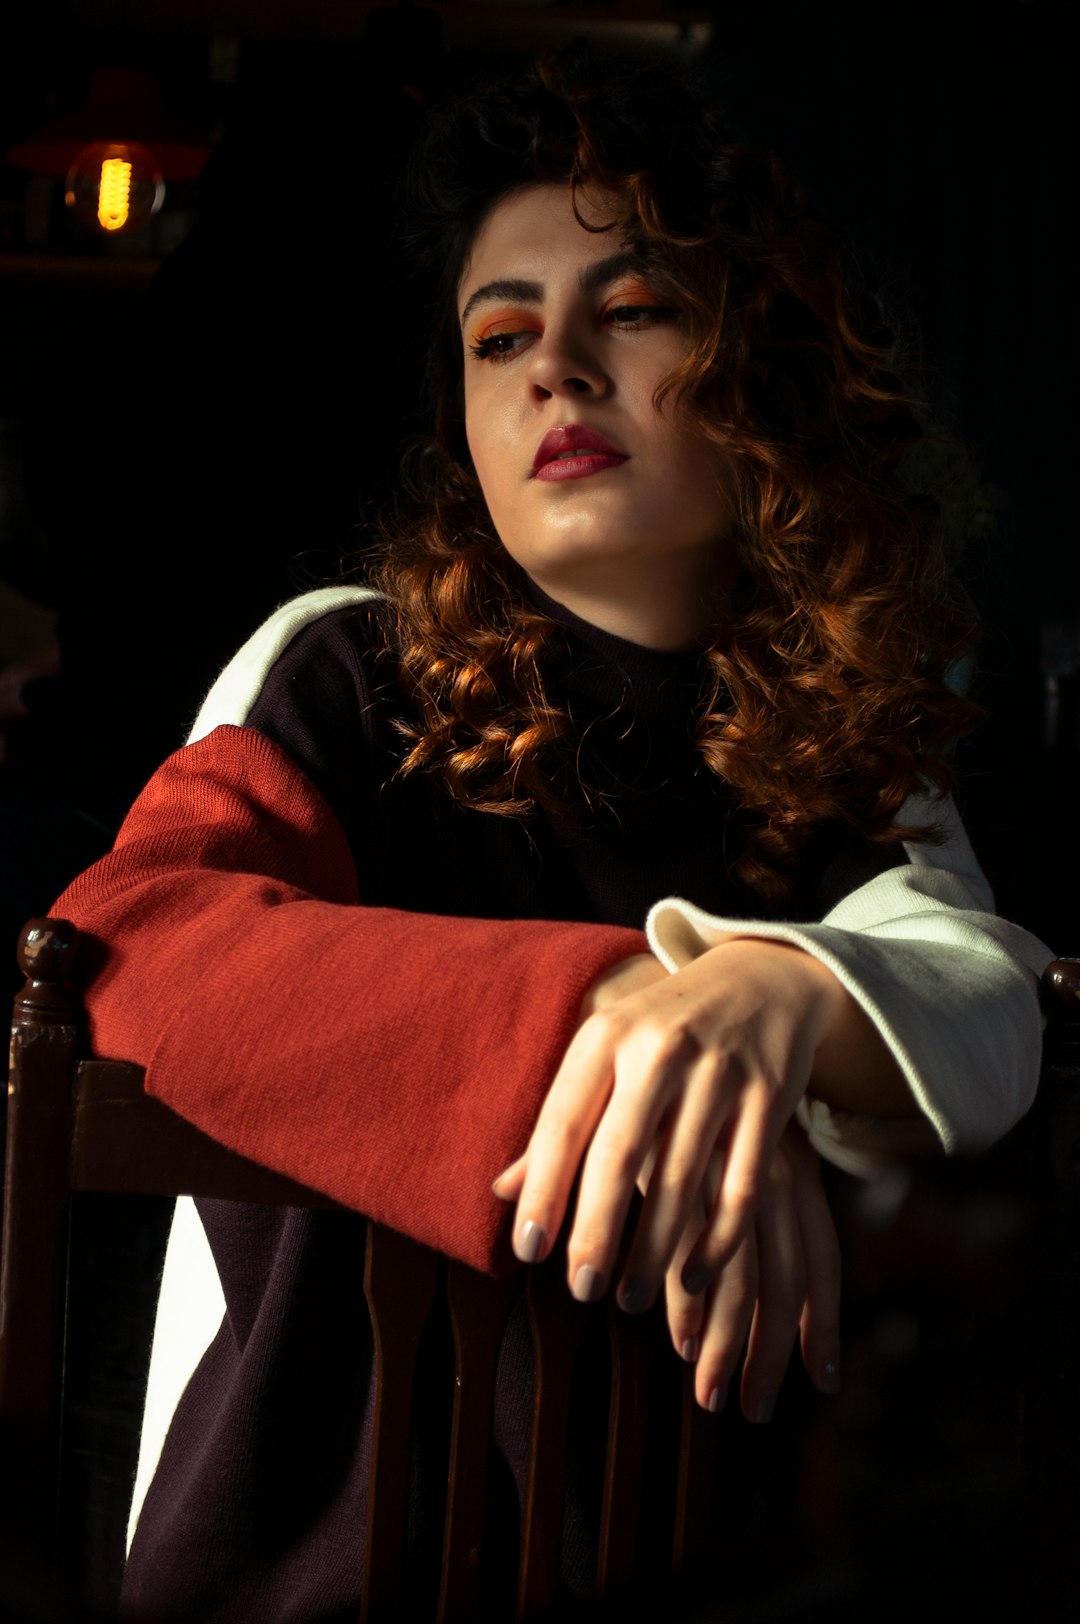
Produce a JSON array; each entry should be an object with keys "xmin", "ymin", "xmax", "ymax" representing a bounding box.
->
[{"xmin": 524, "ymin": 555, "xmax": 732, "ymax": 653}]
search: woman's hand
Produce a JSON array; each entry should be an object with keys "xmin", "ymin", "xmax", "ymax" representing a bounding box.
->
[
  {"xmin": 494, "ymin": 938, "xmax": 861, "ymax": 1313},
  {"xmin": 665, "ymin": 1125, "xmax": 841, "ymax": 1418}
]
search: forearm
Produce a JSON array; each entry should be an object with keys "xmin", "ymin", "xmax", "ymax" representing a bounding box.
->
[{"xmin": 54, "ymin": 724, "xmax": 645, "ymax": 1273}]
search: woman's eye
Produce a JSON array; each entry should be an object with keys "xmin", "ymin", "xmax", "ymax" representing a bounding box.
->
[
  {"xmin": 468, "ymin": 326, "xmax": 539, "ymax": 363},
  {"xmin": 604, "ymin": 303, "xmax": 677, "ymax": 329}
]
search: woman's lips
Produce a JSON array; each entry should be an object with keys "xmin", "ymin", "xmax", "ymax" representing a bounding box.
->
[{"xmin": 532, "ymin": 425, "xmax": 629, "ymax": 481}]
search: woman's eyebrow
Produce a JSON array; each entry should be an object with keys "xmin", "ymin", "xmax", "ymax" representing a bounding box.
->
[
  {"xmin": 460, "ymin": 278, "xmax": 541, "ymax": 330},
  {"xmin": 459, "ymin": 253, "xmax": 648, "ymax": 331},
  {"xmin": 579, "ymin": 250, "xmax": 646, "ymax": 293}
]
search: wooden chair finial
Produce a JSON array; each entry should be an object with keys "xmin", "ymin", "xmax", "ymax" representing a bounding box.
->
[
  {"xmin": 14, "ymin": 917, "xmax": 79, "ymax": 1028},
  {"xmin": 17, "ymin": 918, "xmax": 78, "ymax": 983},
  {"xmin": 1042, "ymin": 957, "xmax": 1080, "ymax": 1020}
]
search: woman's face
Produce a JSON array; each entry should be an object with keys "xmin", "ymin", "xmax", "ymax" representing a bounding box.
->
[{"xmin": 458, "ymin": 184, "xmax": 734, "ymax": 648}]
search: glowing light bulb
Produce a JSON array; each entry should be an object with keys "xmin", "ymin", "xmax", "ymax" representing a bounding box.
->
[
  {"xmin": 64, "ymin": 140, "xmax": 164, "ymax": 236},
  {"xmin": 97, "ymin": 154, "xmax": 132, "ymax": 230}
]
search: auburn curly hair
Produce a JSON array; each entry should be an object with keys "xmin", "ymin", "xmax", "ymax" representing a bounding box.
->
[{"xmin": 369, "ymin": 46, "xmax": 980, "ymax": 903}]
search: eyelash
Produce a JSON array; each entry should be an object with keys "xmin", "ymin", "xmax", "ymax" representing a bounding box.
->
[
  {"xmin": 468, "ymin": 301, "xmax": 677, "ymax": 364},
  {"xmin": 468, "ymin": 330, "xmax": 535, "ymax": 363},
  {"xmin": 606, "ymin": 303, "xmax": 676, "ymax": 329}
]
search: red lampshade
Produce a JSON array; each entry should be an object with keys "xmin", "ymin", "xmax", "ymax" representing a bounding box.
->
[{"xmin": 5, "ymin": 67, "xmax": 211, "ymax": 182}]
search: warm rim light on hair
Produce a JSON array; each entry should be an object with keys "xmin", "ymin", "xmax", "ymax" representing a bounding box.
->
[{"xmin": 369, "ymin": 52, "xmax": 981, "ymax": 902}]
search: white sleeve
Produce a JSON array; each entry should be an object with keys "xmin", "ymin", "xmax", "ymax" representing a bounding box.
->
[{"xmin": 645, "ymin": 793, "xmax": 1052, "ymax": 1177}]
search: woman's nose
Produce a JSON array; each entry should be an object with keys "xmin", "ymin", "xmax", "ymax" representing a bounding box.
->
[{"xmin": 527, "ymin": 329, "xmax": 610, "ymax": 400}]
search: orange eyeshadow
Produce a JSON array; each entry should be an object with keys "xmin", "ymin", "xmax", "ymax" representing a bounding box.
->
[
  {"xmin": 602, "ymin": 279, "xmax": 660, "ymax": 308},
  {"xmin": 470, "ymin": 309, "xmax": 541, "ymax": 346}
]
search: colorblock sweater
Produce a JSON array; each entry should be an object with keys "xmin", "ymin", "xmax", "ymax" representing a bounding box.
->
[{"xmin": 52, "ymin": 585, "xmax": 1050, "ymax": 1621}]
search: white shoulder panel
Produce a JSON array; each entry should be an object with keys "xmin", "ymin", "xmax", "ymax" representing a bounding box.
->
[{"xmin": 187, "ymin": 585, "xmax": 383, "ymax": 743}]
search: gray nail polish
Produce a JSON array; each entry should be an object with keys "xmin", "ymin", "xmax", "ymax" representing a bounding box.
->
[
  {"xmin": 707, "ymin": 1382, "xmax": 727, "ymax": 1414},
  {"xmin": 572, "ymin": 1264, "xmax": 604, "ymax": 1304},
  {"xmin": 753, "ymin": 1393, "xmax": 776, "ymax": 1425},
  {"xmin": 618, "ymin": 1276, "xmax": 649, "ymax": 1314},
  {"xmin": 681, "ymin": 1337, "xmax": 699, "ymax": 1363},
  {"xmin": 515, "ymin": 1221, "xmax": 545, "ymax": 1264}
]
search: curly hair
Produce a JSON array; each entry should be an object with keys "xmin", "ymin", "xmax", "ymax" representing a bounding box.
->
[{"xmin": 368, "ymin": 46, "xmax": 980, "ymax": 902}]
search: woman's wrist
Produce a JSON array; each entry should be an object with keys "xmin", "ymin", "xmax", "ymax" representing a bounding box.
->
[{"xmin": 705, "ymin": 935, "xmax": 914, "ymax": 1119}]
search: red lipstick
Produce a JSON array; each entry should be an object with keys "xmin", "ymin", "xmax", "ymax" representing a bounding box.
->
[{"xmin": 532, "ymin": 425, "xmax": 628, "ymax": 482}]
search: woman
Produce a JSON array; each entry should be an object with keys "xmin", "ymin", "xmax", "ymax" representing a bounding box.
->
[{"xmin": 55, "ymin": 49, "xmax": 1047, "ymax": 1621}]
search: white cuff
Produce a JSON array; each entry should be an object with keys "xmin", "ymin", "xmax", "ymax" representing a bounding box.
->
[{"xmin": 644, "ymin": 796, "xmax": 1051, "ymax": 1177}]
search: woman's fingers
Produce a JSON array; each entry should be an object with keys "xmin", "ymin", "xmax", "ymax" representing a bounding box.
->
[
  {"xmin": 664, "ymin": 1203, "xmax": 709, "ymax": 1365},
  {"xmin": 555, "ymin": 1026, "xmax": 681, "ymax": 1299},
  {"xmin": 512, "ymin": 939, "xmax": 831, "ymax": 1290},
  {"xmin": 788, "ymin": 1130, "xmax": 843, "ymax": 1394},
  {"xmin": 508, "ymin": 955, "xmax": 667, "ymax": 1264},
  {"xmin": 737, "ymin": 1146, "xmax": 807, "ymax": 1423},
  {"xmin": 665, "ymin": 1132, "xmax": 841, "ymax": 1420},
  {"xmin": 678, "ymin": 1082, "xmax": 775, "ymax": 1294},
  {"xmin": 686, "ymin": 1131, "xmax": 840, "ymax": 1421},
  {"xmin": 518, "ymin": 998, "xmax": 711, "ymax": 1293},
  {"xmin": 690, "ymin": 1228, "xmax": 759, "ymax": 1413},
  {"xmin": 612, "ymin": 1066, "xmax": 727, "ymax": 1310},
  {"xmin": 510, "ymin": 1011, "xmax": 628, "ymax": 1265},
  {"xmin": 491, "ymin": 1153, "xmax": 527, "ymax": 1200},
  {"xmin": 667, "ymin": 1156, "xmax": 757, "ymax": 1414}
]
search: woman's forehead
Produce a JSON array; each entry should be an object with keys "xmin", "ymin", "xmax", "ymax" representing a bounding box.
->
[{"xmin": 457, "ymin": 183, "xmax": 624, "ymax": 312}]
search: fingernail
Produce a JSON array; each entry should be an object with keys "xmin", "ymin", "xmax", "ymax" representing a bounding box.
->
[
  {"xmin": 618, "ymin": 1276, "xmax": 649, "ymax": 1314},
  {"xmin": 491, "ymin": 1170, "xmax": 510, "ymax": 1197},
  {"xmin": 515, "ymin": 1221, "xmax": 545, "ymax": 1264},
  {"xmin": 681, "ymin": 1337, "xmax": 699, "ymax": 1363},
  {"xmin": 572, "ymin": 1264, "xmax": 604, "ymax": 1304},
  {"xmin": 682, "ymin": 1266, "xmax": 710, "ymax": 1297},
  {"xmin": 752, "ymin": 1393, "xmax": 776, "ymax": 1425},
  {"xmin": 820, "ymin": 1356, "xmax": 841, "ymax": 1395},
  {"xmin": 707, "ymin": 1382, "xmax": 728, "ymax": 1414}
]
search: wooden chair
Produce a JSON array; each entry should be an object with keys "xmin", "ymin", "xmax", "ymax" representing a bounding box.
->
[{"xmin": 0, "ymin": 919, "xmax": 718, "ymax": 1622}]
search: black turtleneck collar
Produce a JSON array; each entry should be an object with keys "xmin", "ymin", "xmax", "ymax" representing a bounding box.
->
[{"xmin": 523, "ymin": 577, "xmax": 707, "ymax": 734}]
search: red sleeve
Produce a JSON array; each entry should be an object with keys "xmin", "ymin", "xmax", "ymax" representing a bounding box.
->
[{"xmin": 53, "ymin": 725, "xmax": 645, "ymax": 1274}]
